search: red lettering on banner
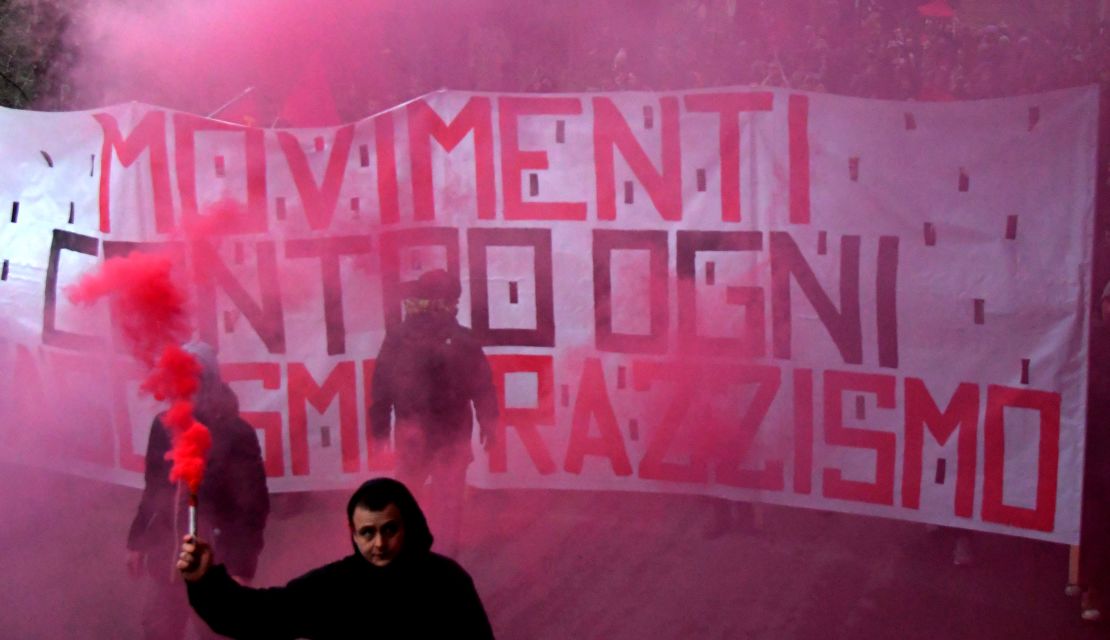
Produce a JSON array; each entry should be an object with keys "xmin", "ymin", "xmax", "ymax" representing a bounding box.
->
[
  {"xmin": 822, "ymin": 370, "xmax": 897, "ymax": 505},
  {"xmin": 277, "ymin": 124, "xmax": 356, "ymax": 230},
  {"xmin": 498, "ymin": 96, "xmax": 586, "ymax": 220},
  {"xmin": 93, "ymin": 110, "xmax": 174, "ymax": 234},
  {"xmin": 407, "ymin": 97, "xmax": 495, "ymax": 220},
  {"xmin": 683, "ymin": 92, "xmax": 774, "ymax": 222},
  {"xmin": 488, "ymin": 355, "xmax": 557, "ymax": 474},
  {"xmin": 593, "ymin": 97, "xmax": 683, "ymax": 221},
  {"xmin": 982, "ymin": 385, "xmax": 1061, "ymax": 532},
  {"xmin": 565, "ymin": 358, "xmax": 632, "ymax": 476},
  {"xmin": 788, "ymin": 95, "xmax": 811, "ymax": 224},
  {"xmin": 287, "ymin": 361, "xmax": 359, "ymax": 475},
  {"xmin": 770, "ymin": 232, "xmax": 863, "ymax": 365},
  {"xmin": 284, "ymin": 235, "xmax": 373, "ymax": 356},
  {"xmin": 222, "ymin": 362, "xmax": 286, "ymax": 478},
  {"xmin": 793, "ymin": 368, "xmax": 814, "ymax": 494},
  {"xmin": 632, "ymin": 361, "xmax": 708, "ymax": 483},
  {"xmin": 902, "ymin": 379, "xmax": 978, "ymax": 517},
  {"xmin": 374, "ymin": 114, "xmax": 400, "ymax": 225},
  {"xmin": 173, "ymin": 113, "xmax": 268, "ymax": 233},
  {"xmin": 714, "ymin": 364, "xmax": 785, "ymax": 490},
  {"xmin": 192, "ymin": 240, "xmax": 285, "ymax": 354}
]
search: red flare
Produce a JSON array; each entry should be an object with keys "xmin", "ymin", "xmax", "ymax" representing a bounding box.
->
[
  {"xmin": 165, "ymin": 412, "xmax": 212, "ymax": 494},
  {"xmin": 163, "ymin": 398, "xmax": 196, "ymax": 431},
  {"xmin": 154, "ymin": 353, "xmax": 211, "ymax": 494},
  {"xmin": 142, "ymin": 344, "xmax": 202, "ymax": 402},
  {"xmin": 67, "ymin": 251, "xmax": 210, "ymax": 493}
]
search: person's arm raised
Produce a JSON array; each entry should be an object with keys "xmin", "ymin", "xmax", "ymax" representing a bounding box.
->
[{"xmin": 179, "ymin": 533, "xmax": 320, "ymax": 640}]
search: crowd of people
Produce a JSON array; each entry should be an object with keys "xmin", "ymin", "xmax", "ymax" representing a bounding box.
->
[{"xmin": 350, "ymin": 0, "xmax": 1110, "ymax": 114}]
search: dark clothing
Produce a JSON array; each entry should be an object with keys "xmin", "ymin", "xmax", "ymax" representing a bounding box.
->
[
  {"xmin": 370, "ymin": 312, "xmax": 498, "ymax": 452},
  {"xmin": 186, "ymin": 474, "xmax": 494, "ymax": 637},
  {"xmin": 187, "ymin": 552, "xmax": 495, "ymax": 640},
  {"xmin": 1087, "ymin": 318, "xmax": 1110, "ymax": 488},
  {"xmin": 128, "ymin": 381, "xmax": 269, "ymax": 640},
  {"xmin": 1083, "ymin": 318, "xmax": 1110, "ymax": 586},
  {"xmin": 369, "ymin": 310, "xmax": 498, "ymax": 556},
  {"xmin": 128, "ymin": 382, "xmax": 270, "ymax": 578},
  {"xmin": 394, "ymin": 429, "xmax": 472, "ymax": 557}
]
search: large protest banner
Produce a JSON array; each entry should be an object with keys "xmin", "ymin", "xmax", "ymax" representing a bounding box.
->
[{"xmin": 0, "ymin": 85, "xmax": 1098, "ymax": 543}]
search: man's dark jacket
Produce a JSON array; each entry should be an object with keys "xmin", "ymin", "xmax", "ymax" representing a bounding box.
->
[
  {"xmin": 185, "ymin": 479, "xmax": 495, "ymax": 640},
  {"xmin": 187, "ymin": 550, "xmax": 494, "ymax": 639},
  {"xmin": 127, "ymin": 382, "xmax": 269, "ymax": 578},
  {"xmin": 369, "ymin": 311, "xmax": 499, "ymax": 450}
]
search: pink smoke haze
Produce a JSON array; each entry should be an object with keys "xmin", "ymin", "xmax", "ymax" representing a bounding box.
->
[
  {"xmin": 180, "ymin": 198, "xmax": 250, "ymax": 240},
  {"xmin": 0, "ymin": 2, "xmax": 1092, "ymax": 638},
  {"xmin": 67, "ymin": 0, "xmax": 396, "ymax": 121}
]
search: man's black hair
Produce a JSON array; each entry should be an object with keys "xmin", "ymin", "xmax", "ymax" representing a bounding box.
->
[{"xmin": 346, "ymin": 477, "xmax": 434, "ymax": 554}]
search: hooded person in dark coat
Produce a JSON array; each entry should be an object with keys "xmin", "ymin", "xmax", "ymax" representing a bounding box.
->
[
  {"xmin": 178, "ymin": 477, "xmax": 495, "ymax": 639},
  {"xmin": 127, "ymin": 341, "xmax": 270, "ymax": 640},
  {"xmin": 370, "ymin": 269, "xmax": 499, "ymax": 557},
  {"xmin": 1081, "ymin": 282, "xmax": 1110, "ymax": 621}
]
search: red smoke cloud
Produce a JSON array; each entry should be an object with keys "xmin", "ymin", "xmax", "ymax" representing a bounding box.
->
[
  {"xmin": 66, "ymin": 252, "xmax": 210, "ymax": 493},
  {"xmin": 161, "ymin": 396, "xmax": 211, "ymax": 492},
  {"xmin": 66, "ymin": 252, "xmax": 190, "ymax": 367},
  {"xmin": 142, "ymin": 341, "xmax": 200, "ymax": 401}
]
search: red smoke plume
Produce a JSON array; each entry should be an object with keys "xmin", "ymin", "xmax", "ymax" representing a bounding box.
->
[
  {"xmin": 66, "ymin": 253, "xmax": 191, "ymax": 367},
  {"xmin": 161, "ymin": 398, "xmax": 212, "ymax": 491},
  {"xmin": 67, "ymin": 252, "xmax": 211, "ymax": 493}
]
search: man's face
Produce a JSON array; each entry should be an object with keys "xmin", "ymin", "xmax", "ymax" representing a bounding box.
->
[{"xmin": 350, "ymin": 504, "xmax": 406, "ymax": 567}]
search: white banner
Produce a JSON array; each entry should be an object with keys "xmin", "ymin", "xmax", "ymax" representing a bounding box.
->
[{"xmin": 0, "ymin": 86, "xmax": 1098, "ymax": 543}]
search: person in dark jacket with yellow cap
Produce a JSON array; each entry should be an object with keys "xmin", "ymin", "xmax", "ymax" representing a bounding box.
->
[{"xmin": 369, "ymin": 269, "xmax": 499, "ymax": 557}]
